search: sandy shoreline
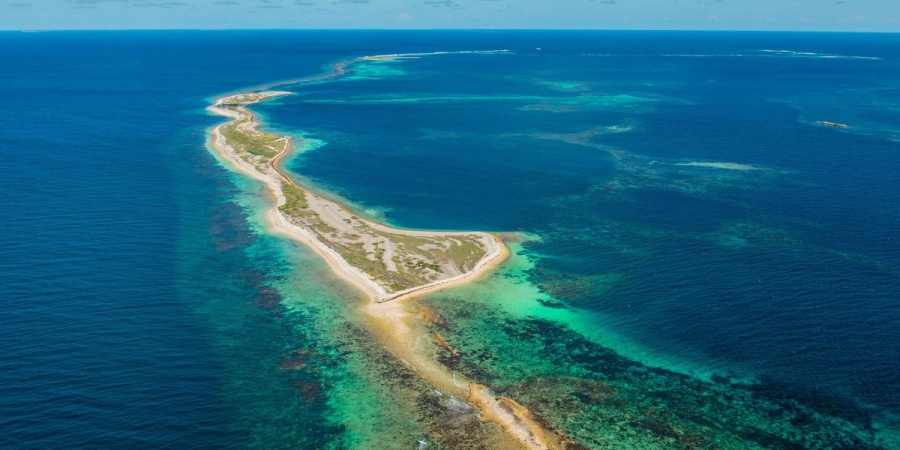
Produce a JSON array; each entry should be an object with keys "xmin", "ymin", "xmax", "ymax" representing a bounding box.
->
[
  {"xmin": 360, "ymin": 293, "xmax": 577, "ymax": 450},
  {"xmin": 206, "ymin": 53, "xmax": 570, "ymax": 449},
  {"xmin": 207, "ymin": 92, "xmax": 506, "ymax": 304}
]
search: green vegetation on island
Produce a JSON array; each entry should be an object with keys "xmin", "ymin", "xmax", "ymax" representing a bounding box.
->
[{"xmin": 211, "ymin": 92, "xmax": 499, "ymax": 299}]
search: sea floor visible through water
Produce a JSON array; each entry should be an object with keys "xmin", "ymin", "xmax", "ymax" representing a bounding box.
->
[{"xmin": 2, "ymin": 31, "xmax": 899, "ymax": 449}]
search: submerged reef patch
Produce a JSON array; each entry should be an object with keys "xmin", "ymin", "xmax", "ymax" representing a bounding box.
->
[{"xmin": 422, "ymin": 292, "xmax": 887, "ymax": 449}]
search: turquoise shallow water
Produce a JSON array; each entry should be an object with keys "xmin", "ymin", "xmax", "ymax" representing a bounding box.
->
[
  {"xmin": 265, "ymin": 33, "xmax": 900, "ymax": 447},
  {"xmin": 2, "ymin": 31, "xmax": 899, "ymax": 448},
  {"xmin": 1, "ymin": 30, "xmax": 488, "ymax": 448}
]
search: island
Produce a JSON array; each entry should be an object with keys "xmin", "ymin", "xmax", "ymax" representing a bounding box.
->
[
  {"xmin": 208, "ymin": 91, "xmax": 505, "ymax": 303},
  {"xmin": 207, "ymin": 82, "xmax": 578, "ymax": 449}
]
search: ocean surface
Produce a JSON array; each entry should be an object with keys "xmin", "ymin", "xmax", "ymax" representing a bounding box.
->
[{"xmin": 2, "ymin": 30, "xmax": 899, "ymax": 448}]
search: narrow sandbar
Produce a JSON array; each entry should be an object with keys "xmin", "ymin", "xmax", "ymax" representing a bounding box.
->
[{"xmin": 675, "ymin": 161, "xmax": 765, "ymax": 171}]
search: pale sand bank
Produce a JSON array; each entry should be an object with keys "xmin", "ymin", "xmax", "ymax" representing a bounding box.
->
[{"xmin": 675, "ymin": 161, "xmax": 766, "ymax": 171}]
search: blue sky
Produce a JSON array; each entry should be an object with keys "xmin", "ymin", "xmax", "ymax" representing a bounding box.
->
[{"xmin": 2, "ymin": 0, "xmax": 898, "ymax": 31}]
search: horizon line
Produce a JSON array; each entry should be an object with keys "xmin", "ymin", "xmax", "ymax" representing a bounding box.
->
[{"xmin": 3, "ymin": 28, "xmax": 898, "ymax": 34}]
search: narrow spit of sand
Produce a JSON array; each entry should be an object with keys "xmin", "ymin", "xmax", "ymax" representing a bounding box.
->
[
  {"xmin": 208, "ymin": 91, "xmax": 505, "ymax": 303},
  {"xmin": 674, "ymin": 161, "xmax": 765, "ymax": 171},
  {"xmin": 207, "ymin": 55, "xmax": 572, "ymax": 449}
]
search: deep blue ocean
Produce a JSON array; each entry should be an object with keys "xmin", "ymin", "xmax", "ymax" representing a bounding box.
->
[{"xmin": 2, "ymin": 31, "xmax": 899, "ymax": 448}]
